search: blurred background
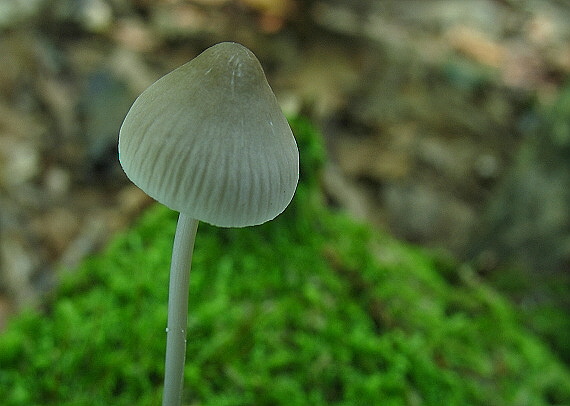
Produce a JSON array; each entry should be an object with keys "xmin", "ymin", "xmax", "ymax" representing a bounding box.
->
[{"xmin": 0, "ymin": 0, "xmax": 569, "ymax": 363}]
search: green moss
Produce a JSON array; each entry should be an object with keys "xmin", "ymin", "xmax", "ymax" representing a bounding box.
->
[{"xmin": 1, "ymin": 117, "xmax": 569, "ymax": 405}]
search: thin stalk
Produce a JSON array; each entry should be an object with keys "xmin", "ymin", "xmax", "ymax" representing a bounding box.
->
[{"xmin": 162, "ymin": 213, "xmax": 199, "ymax": 406}]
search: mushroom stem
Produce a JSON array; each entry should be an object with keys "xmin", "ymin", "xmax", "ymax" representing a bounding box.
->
[{"xmin": 162, "ymin": 213, "xmax": 199, "ymax": 406}]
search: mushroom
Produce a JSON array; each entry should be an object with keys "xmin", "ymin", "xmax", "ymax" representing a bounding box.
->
[{"xmin": 118, "ymin": 42, "xmax": 299, "ymax": 405}]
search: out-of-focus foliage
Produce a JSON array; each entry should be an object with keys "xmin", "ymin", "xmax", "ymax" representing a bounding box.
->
[
  {"xmin": 0, "ymin": 117, "xmax": 569, "ymax": 405},
  {"xmin": 472, "ymin": 83, "xmax": 570, "ymax": 365}
]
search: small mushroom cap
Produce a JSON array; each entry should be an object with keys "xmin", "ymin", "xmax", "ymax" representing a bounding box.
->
[{"xmin": 118, "ymin": 42, "xmax": 299, "ymax": 227}]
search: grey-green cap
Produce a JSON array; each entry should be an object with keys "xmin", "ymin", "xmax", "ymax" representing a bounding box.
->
[{"xmin": 118, "ymin": 42, "xmax": 299, "ymax": 227}]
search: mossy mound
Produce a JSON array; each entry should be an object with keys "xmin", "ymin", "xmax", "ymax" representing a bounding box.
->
[{"xmin": 1, "ymin": 118, "xmax": 569, "ymax": 405}]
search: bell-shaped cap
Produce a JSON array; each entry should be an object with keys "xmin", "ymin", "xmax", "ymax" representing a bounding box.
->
[{"xmin": 119, "ymin": 42, "xmax": 299, "ymax": 227}]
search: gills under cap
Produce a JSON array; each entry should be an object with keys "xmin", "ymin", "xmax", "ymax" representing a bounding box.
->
[{"xmin": 119, "ymin": 42, "xmax": 299, "ymax": 227}]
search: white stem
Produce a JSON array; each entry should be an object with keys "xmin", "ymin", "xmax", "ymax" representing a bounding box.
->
[{"xmin": 162, "ymin": 213, "xmax": 199, "ymax": 406}]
